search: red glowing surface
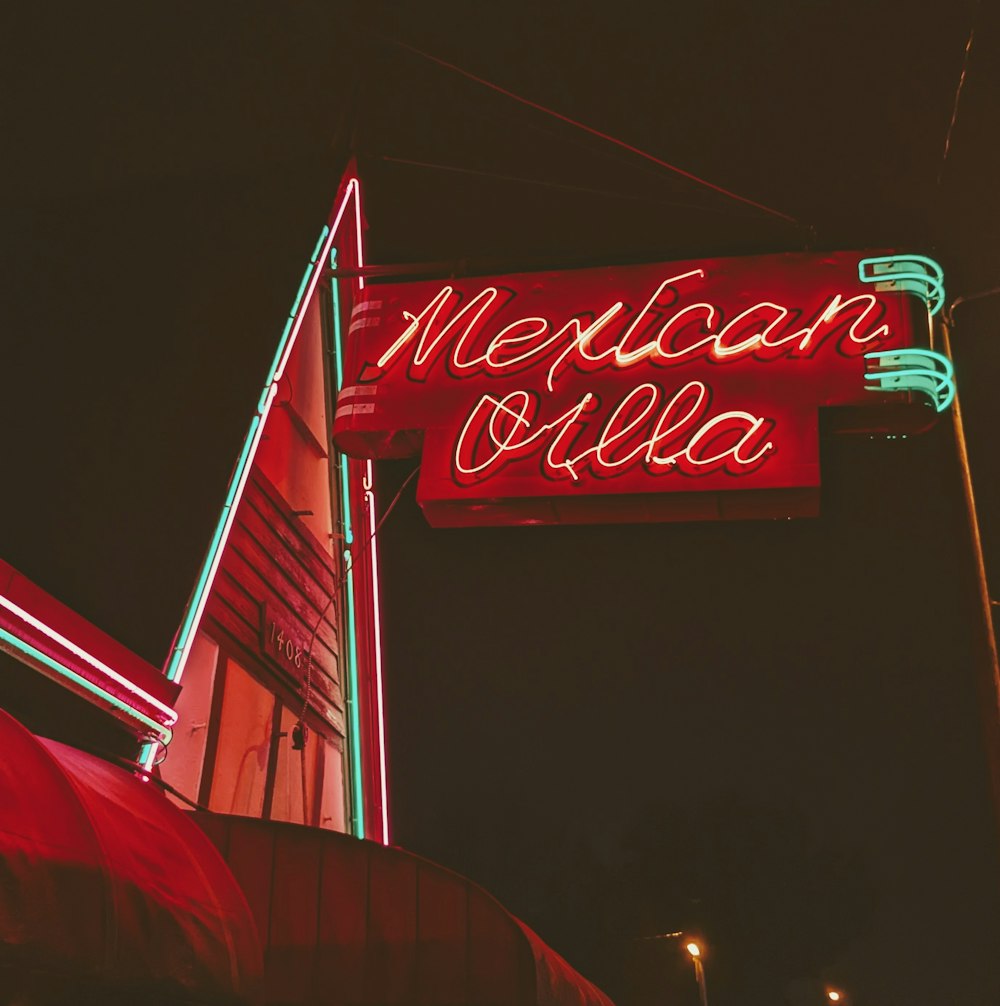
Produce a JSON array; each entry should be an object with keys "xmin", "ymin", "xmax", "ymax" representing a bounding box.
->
[{"xmin": 333, "ymin": 252, "xmax": 933, "ymax": 526}]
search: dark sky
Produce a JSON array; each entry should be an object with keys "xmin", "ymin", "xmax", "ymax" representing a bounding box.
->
[{"xmin": 2, "ymin": 3, "xmax": 1000, "ymax": 1004}]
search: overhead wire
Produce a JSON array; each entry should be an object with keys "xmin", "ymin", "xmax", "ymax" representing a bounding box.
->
[
  {"xmin": 375, "ymin": 154, "xmax": 777, "ymax": 219},
  {"xmin": 939, "ymin": 1, "xmax": 980, "ymax": 184},
  {"xmin": 297, "ymin": 463, "xmax": 421, "ymax": 730},
  {"xmin": 439, "ymin": 64, "xmax": 747, "ymax": 209},
  {"xmin": 376, "ymin": 33, "xmax": 803, "ymax": 230},
  {"xmin": 514, "ymin": 115, "xmax": 766, "ymax": 218}
]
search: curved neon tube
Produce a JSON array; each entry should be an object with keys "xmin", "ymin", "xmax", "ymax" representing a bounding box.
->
[
  {"xmin": 864, "ymin": 348, "xmax": 955, "ymax": 411},
  {"xmin": 858, "ymin": 254, "xmax": 945, "ymax": 316},
  {"xmin": 369, "ymin": 268, "xmax": 900, "ymax": 393},
  {"xmin": 453, "ymin": 381, "xmax": 775, "ymax": 483}
]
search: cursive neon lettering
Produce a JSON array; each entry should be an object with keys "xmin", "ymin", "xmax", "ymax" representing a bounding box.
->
[
  {"xmin": 544, "ymin": 301, "xmax": 629, "ymax": 391},
  {"xmin": 454, "ymin": 381, "xmax": 774, "ymax": 484},
  {"xmin": 485, "ymin": 317, "xmax": 557, "ymax": 370},
  {"xmin": 372, "ymin": 285, "xmax": 511, "ymax": 381},
  {"xmin": 762, "ymin": 293, "xmax": 888, "ymax": 354},
  {"xmin": 331, "ymin": 252, "xmax": 937, "ymax": 523},
  {"xmin": 366, "ymin": 271, "xmax": 894, "ymax": 391}
]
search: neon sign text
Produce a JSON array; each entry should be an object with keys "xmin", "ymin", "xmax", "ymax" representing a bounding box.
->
[
  {"xmin": 455, "ymin": 382, "xmax": 774, "ymax": 484},
  {"xmin": 333, "ymin": 251, "xmax": 946, "ymax": 527},
  {"xmin": 366, "ymin": 271, "xmax": 891, "ymax": 393}
]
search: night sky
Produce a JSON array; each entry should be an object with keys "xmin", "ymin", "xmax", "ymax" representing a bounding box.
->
[{"xmin": 3, "ymin": 3, "xmax": 1000, "ymax": 1004}]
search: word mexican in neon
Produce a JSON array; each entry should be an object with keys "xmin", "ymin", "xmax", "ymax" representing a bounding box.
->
[
  {"xmin": 364, "ymin": 270, "xmax": 890, "ymax": 390},
  {"xmin": 334, "ymin": 251, "xmax": 942, "ymax": 527}
]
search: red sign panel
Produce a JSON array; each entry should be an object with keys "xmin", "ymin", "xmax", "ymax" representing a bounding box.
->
[{"xmin": 333, "ymin": 251, "xmax": 933, "ymax": 526}]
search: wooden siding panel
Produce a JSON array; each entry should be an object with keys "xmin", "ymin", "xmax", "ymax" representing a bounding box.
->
[
  {"xmin": 213, "ymin": 553, "xmax": 340, "ymax": 679},
  {"xmin": 204, "ymin": 469, "xmax": 344, "ymax": 738},
  {"xmin": 223, "ymin": 537, "xmax": 341, "ymax": 675},
  {"xmin": 204, "ymin": 592, "xmax": 344, "ymax": 738},
  {"xmin": 244, "ymin": 476, "xmax": 339, "ymax": 596}
]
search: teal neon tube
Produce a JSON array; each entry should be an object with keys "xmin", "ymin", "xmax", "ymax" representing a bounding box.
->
[
  {"xmin": 331, "ymin": 244, "xmax": 366, "ymax": 838},
  {"xmin": 0, "ymin": 626, "xmax": 172, "ymax": 749}
]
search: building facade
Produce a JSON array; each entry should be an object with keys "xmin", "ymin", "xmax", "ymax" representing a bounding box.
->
[{"xmin": 0, "ymin": 166, "xmax": 613, "ymax": 1006}]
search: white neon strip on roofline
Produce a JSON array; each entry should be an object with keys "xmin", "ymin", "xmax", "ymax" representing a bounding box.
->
[
  {"xmin": 272, "ymin": 179, "xmax": 360, "ymax": 384},
  {"xmin": 0, "ymin": 594, "xmax": 177, "ymax": 725},
  {"xmin": 0, "ymin": 626, "xmax": 173, "ymax": 748},
  {"xmin": 164, "ymin": 179, "xmax": 361, "ymax": 687}
]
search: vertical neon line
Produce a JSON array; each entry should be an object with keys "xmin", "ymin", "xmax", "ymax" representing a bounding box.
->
[
  {"xmin": 167, "ymin": 405, "xmax": 268, "ymax": 683},
  {"xmin": 343, "ymin": 552, "xmax": 365, "ymax": 838},
  {"xmin": 339, "ymin": 460, "xmax": 354, "ymax": 546},
  {"xmin": 331, "ymin": 245, "xmax": 366, "ymax": 839},
  {"xmin": 164, "ymin": 180, "xmax": 361, "ymax": 689},
  {"xmin": 364, "ymin": 459, "xmax": 390, "ymax": 844},
  {"xmin": 345, "ymin": 185, "xmax": 390, "ymax": 843},
  {"xmin": 331, "ymin": 250, "xmax": 346, "ymax": 391}
]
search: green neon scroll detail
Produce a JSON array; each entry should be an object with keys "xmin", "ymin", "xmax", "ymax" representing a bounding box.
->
[
  {"xmin": 864, "ymin": 348, "xmax": 955, "ymax": 412},
  {"xmin": 858, "ymin": 255, "xmax": 945, "ymax": 316}
]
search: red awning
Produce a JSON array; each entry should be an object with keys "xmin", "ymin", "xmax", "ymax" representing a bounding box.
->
[
  {"xmin": 0, "ymin": 708, "xmax": 262, "ymax": 1003},
  {"xmin": 0, "ymin": 703, "xmax": 613, "ymax": 1005},
  {"xmin": 193, "ymin": 812, "xmax": 616, "ymax": 1006}
]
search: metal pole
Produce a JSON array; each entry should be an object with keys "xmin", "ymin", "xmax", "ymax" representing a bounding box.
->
[
  {"xmin": 693, "ymin": 957, "xmax": 708, "ymax": 1006},
  {"xmin": 940, "ymin": 314, "xmax": 1000, "ymax": 838}
]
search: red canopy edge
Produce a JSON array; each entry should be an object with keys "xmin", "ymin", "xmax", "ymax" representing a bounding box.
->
[
  {"xmin": 0, "ymin": 708, "xmax": 262, "ymax": 1003},
  {"xmin": 191, "ymin": 812, "xmax": 617, "ymax": 1006}
]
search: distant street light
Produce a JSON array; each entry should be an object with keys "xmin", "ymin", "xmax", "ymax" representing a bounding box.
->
[
  {"xmin": 685, "ymin": 940, "xmax": 709, "ymax": 1006},
  {"xmin": 826, "ymin": 989, "xmax": 843, "ymax": 1003}
]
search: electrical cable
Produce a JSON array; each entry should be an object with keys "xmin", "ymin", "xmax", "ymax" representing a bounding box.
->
[
  {"xmin": 57, "ymin": 738, "xmax": 214, "ymax": 812},
  {"xmin": 442, "ymin": 72, "xmax": 755, "ymax": 207},
  {"xmin": 946, "ymin": 285, "xmax": 1000, "ymax": 323},
  {"xmin": 296, "ymin": 463, "xmax": 421, "ymax": 730},
  {"xmin": 375, "ymin": 154, "xmax": 772, "ymax": 219},
  {"xmin": 377, "ymin": 33, "xmax": 802, "ymax": 228},
  {"xmin": 939, "ymin": 1, "xmax": 980, "ymax": 184}
]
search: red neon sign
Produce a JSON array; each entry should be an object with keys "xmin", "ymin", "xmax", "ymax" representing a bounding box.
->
[{"xmin": 333, "ymin": 251, "xmax": 936, "ymax": 526}]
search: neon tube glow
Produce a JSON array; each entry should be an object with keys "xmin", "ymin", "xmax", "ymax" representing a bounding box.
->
[
  {"xmin": 0, "ymin": 594, "xmax": 178, "ymax": 727},
  {"xmin": 364, "ymin": 460, "xmax": 390, "ymax": 845},
  {"xmin": 342, "ymin": 552, "xmax": 364, "ymax": 838},
  {"xmin": 0, "ymin": 626, "xmax": 172, "ymax": 748},
  {"xmin": 164, "ymin": 178, "xmax": 363, "ymax": 688},
  {"xmin": 864, "ymin": 348, "xmax": 956, "ymax": 412},
  {"xmin": 331, "ymin": 245, "xmax": 366, "ymax": 840},
  {"xmin": 858, "ymin": 254, "xmax": 945, "ymax": 316},
  {"xmin": 345, "ymin": 185, "xmax": 392, "ymax": 844},
  {"xmin": 366, "ymin": 273, "xmax": 893, "ymax": 392}
]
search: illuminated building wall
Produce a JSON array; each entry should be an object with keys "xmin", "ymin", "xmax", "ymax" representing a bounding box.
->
[{"xmin": 159, "ymin": 173, "xmax": 388, "ymax": 841}]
